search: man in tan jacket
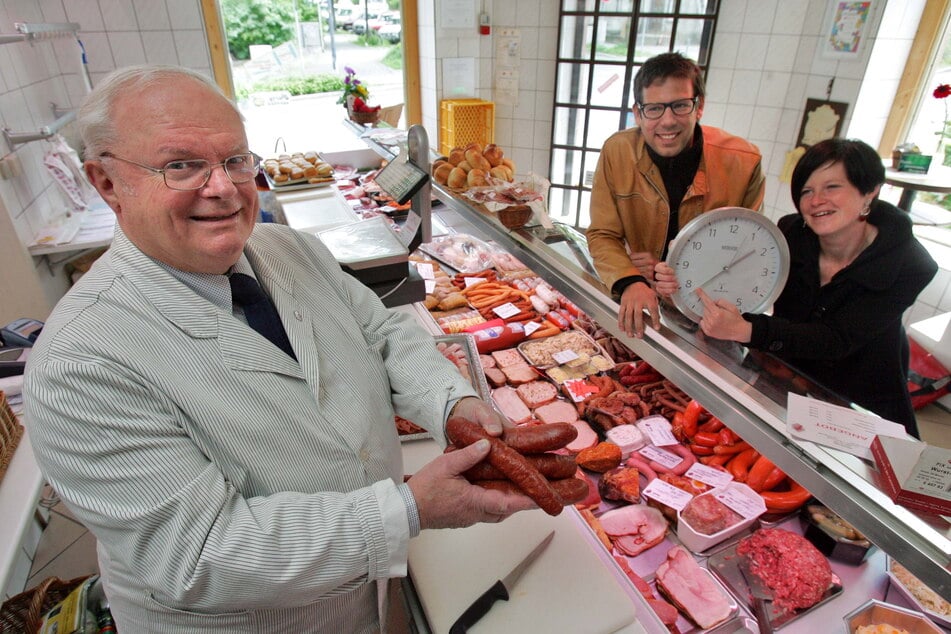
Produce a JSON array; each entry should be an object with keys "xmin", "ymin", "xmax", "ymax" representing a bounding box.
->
[{"xmin": 587, "ymin": 52, "xmax": 765, "ymax": 338}]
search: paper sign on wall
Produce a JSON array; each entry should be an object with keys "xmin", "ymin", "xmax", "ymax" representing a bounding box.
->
[{"xmin": 442, "ymin": 58, "xmax": 476, "ymax": 98}]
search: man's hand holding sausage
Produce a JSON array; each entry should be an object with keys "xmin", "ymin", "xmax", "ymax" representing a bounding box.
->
[{"xmin": 448, "ymin": 396, "xmax": 509, "ymax": 437}]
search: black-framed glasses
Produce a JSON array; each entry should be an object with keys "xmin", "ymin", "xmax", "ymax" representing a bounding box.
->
[
  {"xmin": 636, "ymin": 97, "xmax": 699, "ymax": 120},
  {"xmin": 99, "ymin": 152, "xmax": 259, "ymax": 191}
]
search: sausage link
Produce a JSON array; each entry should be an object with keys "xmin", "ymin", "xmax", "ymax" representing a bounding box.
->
[
  {"xmin": 501, "ymin": 423, "xmax": 578, "ymax": 453},
  {"xmin": 464, "ymin": 453, "xmax": 577, "ymax": 480},
  {"xmin": 473, "ymin": 477, "xmax": 589, "ymax": 505},
  {"xmin": 447, "ymin": 417, "xmax": 563, "ymax": 515}
]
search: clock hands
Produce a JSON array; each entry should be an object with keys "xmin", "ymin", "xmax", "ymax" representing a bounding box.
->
[{"xmin": 687, "ymin": 240, "xmax": 757, "ymax": 292}]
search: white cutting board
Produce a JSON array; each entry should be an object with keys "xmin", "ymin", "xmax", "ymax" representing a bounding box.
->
[{"xmin": 408, "ymin": 508, "xmax": 645, "ymax": 634}]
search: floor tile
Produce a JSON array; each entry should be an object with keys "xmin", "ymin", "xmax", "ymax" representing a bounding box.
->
[
  {"xmin": 28, "ymin": 511, "xmax": 87, "ymax": 577},
  {"xmin": 25, "ymin": 530, "xmax": 98, "ymax": 592}
]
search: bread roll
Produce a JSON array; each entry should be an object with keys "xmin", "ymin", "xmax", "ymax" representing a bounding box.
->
[
  {"xmin": 447, "ymin": 166, "xmax": 468, "ymax": 188},
  {"xmin": 489, "ymin": 166, "xmax": 512, "ymax": 182},
  {"xmin": 465, "ymin": 149, "xmax": 491, "ymax": 171},
  {"xmin": 502, "ymin": 158, "xmax": 516, "ymax": 172},
  {"xmin": 448, "ymin": 148, "xmax": 467, "ymax": 166},
  {"xmin": 434, "ymin": 162, "xmax": 453, "ymax": 185},
  {"xmin": 464, "ymin": 142, "xmax": 483, "ymax": 154},
  {"xmin": 456, "ymin": 160, "xmax": 473, "ymax": 173},
  {"xmin": 483, "ymin": 144, "xmax": 504, "ymax": 167},
  {"xmin": 432, "ymin": 159, "xmax": 448, "ymax": 172},
  {"xmin": 467, "ymin": 168, "xmax": 488, "ymax": 187}
]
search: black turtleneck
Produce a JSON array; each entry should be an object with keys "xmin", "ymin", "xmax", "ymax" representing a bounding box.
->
[{"xmin": 646, "ymin": 126, "xmax": 703, "ymax": 260}]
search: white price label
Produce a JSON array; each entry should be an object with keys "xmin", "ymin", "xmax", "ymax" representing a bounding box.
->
[
  {"xmin": 714, "ymin": 485, "xmax": 766, "ymax": 519},
  {"xmin": 638, "ymin": 445, "xmax": 683, "ymax": 470},
  {"xmin": 643, "ymin": 478, "xmax": 693, "ymax": 511},
  {"xmin": 637, "ymin": 415, "xmax": 678, "ymax": 446},
  {"xmin": 464, "ymin": 277, "xmax": 487, "ymax": 288},
  {"xmin": 686, "ymin": 463, "xmax": 734, "ymax": 488},
  {"xmin": 523, "ymin": 321, "xmax": 542, "ymax": 336},
  {"xmin": 424, "ymin": 279, "xmax": 436, "ymax": 294},
  {"xmin": 415, "ymin": 262, "xmax": 435, "ymax": 279},
  {"xmin": 492, "ymin": 302, "xmax": 520, "ymax": 319},
  {"xmin": 552, "ymin": 348, "xmax": 579, "ymax": 365}
]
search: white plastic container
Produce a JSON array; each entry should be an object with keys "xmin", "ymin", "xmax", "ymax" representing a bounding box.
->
[
  {"xmin": 605, "ymin": 424, "xmax": 647, "ymax": 458},
  {"xmin": 677, "ymin": 482, "xmax": 765, "ymax": 553}
]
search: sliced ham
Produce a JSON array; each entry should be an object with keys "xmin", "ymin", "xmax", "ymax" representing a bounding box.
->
[
  {"xmin": 565, "ymin": 419, "xmax": 598, "ymax": 453},
  {"xmin": 612, "ymin": 556, "xmax": 679, "ymax": 627},
  {"xmin": 492, "ymin": 386, "xmax": 532, "ymax": 424},
  {"xmin": 479, "ymin": 354, "xmax": 497, "ymax": 369},
  {"xmin": 501, "ymin": 362, "xmax": 537, "ymax": 385},
  {"xmin": 483, "ymin": 367, "xmax": 507, "ymax": 388},
  {"xmin": 655, "ymin": 545, "xmax": 733, "ymax": 629},
  {"xmin": 534, "ymin": 400, "xmax": 579, "ymax": 424},
  {"xmin": 491, "ymin": 348, "xmax": 524, "ymax": 367},
  {"xmin": 598, "ymin": 504, "xmax": 668, "ymax": 557},
  {"xmin": 516, "ymin": 380, "xmax": 558, "ymax": 409}
]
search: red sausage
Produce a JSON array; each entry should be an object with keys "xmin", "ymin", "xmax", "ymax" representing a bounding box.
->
[
  {"xmin": 474, "ymin": 477, "xmax": 589, "ymax": 505},
  {"xmin": 625, "ymin": 455, "xmax": 658, "ymax": 481},
  {"xmin": 464, "ymin": 453, "xmax": 577, "ymax": 480},
  {"xmin": 447, "ymin": 417, "xmax": 563, "ymax": 515},
  {"xmin": 668, "ymin": 444, "xmax": 697, "ymax": 476},
  {"xmin": 501, "ymin": 423, "xmax": 578, "ymax": 453}
]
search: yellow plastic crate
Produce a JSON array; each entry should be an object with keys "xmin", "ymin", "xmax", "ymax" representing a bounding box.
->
[{"xmin": 439, "ymin": 99, "xmax": 495, "ymax": 156}]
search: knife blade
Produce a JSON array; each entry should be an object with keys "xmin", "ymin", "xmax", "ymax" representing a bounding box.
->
[
  {"xmin": 448, "ymin": 531, "xmax": 555, "ymax": 634},
  {"xmin": 737, "ymin": 553, "xmax": 774, "ymax": 634}
]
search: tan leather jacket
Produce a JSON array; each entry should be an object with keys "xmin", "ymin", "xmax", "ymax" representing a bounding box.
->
[{"xmin": 587, "ymin": 125, "xmax": 765, "ymax": 292}]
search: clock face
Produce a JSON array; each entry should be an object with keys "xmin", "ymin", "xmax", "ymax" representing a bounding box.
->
[{"xmin": 665, "ymin": 208, "xmax": 790, "ymax": 323}]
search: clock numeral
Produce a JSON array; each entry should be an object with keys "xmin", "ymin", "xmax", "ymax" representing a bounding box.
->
[
  {"xmin": 761, "ymin": 268, "xmax": 769, "ymax": 276},
  {"xmin": 681, "ymin": 260, "xmax": 690, "ymax": 269},
  {"xmin": 752, "ymin": 285, "xmax": 759, "ymax": 294},
  {"xmin": 735, "ymin": 298, "xmax": 743, "ymax": 307},
  {"xmin": 760, "ymin": 248, "xmax": 768, "ymax": 256},
  {"xmin": 707, "ymin": 228, "xmax": 717, "ymax": 237},
  {"xmin": 691, "ymin": 240, "xmax": 703, "ymax": 250},
  {"xmin": 729, "ymin": 224, "xmax": 739, "ymax": 234},
  {"xmin": 684, "ymin": 279, "xmax": 693, "ymax": 288}
]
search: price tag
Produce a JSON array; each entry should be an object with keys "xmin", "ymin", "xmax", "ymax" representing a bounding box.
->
[
  {"xmin": 464, "ymin": 277, "xmax": 487, "ymax": 288},
  {"xmin": 492, "ymin": 302, "xmax": 520, "ymax": 319},
  {"xmin": 415, "ymin": 261, "xmax": 435, "ymax": 279},
  {"xmin": 686, "ymin": 463, "xmax": 734, "ymax": 488},
  {"xmin": 642, "ymin": 478, "xmax": 693, "ymax": 511},
  {"xmin": 638, "ymin": 445, "xmax": 683, "ymax": 470},
  {"xmin": 523, "ymin": 321, "xmax": 542, "ymax": 336},
  {"xmin": 637, "ymin": 415, "xmax": 678, "ymax": 446},
  {"xmin": 714, "ymin": 484, "xmax": 766, "ymax": 519},
  {"xmin": 552, "ymin": 349, "xmax": 579, "ymax": 365},
  {"xmin": 563, "ymin": 378, "xmax": 598, "ymax": 403},
  {"xmin": 424, "ymin": 279, "xmax": 436, "ymax": 294}
]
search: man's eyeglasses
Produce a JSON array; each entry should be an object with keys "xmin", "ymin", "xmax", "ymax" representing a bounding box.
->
[
  {"xmin": 99, "ymin": 152, "xmax": 259, "ymax": 191},
  {"xmin": 636, "ymin": 97, "xmax": 699, "ymax": 120}
]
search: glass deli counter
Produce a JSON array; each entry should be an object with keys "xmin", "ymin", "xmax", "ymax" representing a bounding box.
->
[{"xmin": 349, "ymin": 126, "xmax": 951, "ymax": 623}]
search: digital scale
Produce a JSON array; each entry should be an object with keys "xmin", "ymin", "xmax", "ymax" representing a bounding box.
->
[{"xmin": 319, "ymin": 125, "xmax": 432, "ymax": 307}]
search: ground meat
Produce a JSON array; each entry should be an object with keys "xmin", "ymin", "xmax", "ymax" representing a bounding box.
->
[
  {"xmin": 736, "ymin": 528, "xmax": 832, "ymax": 612},
  {"xmin": 680, "ymin": 493, "xmax": 742, "ymax": 535}
]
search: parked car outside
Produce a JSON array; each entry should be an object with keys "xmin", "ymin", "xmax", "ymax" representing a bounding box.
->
[
  {"xmin": 378, "ymin": 13, "xmax": 401, "ymax": 43},
  {"xmin": 335, "ymin": 7, "xmax": 357, "ymax": 30}
]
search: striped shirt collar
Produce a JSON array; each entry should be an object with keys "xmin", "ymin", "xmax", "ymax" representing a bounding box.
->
[{"xmin": 155, "ymin": 255, "xmax": 257, "ymax": 314}]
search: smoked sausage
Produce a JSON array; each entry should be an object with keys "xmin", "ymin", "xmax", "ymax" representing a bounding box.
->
[
  {"xmin": 447, "ymin": 417, "xmax": 564, "ymax": 515},
  {"xmin": 501, "ymin": 423, "xmax": 578, "ymax": 453},
  {"xmin": 464, "ymin": 452, "xmax": 577, "ymax": 480},
  {"xmin": 473, "ymin": 477, "xmax": 589, "ymax": 505}
]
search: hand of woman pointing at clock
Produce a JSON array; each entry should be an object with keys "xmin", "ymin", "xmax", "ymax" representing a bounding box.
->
[{"xmin": 695, "ymin": 288, "xmax": 753, "ymax": 343}]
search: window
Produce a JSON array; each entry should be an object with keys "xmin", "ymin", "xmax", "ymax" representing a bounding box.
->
[{"xmin": 548, "ymin": 0, "xmax": 719, "ymax": 229}]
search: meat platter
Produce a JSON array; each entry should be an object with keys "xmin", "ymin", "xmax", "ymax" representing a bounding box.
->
[
  {"xmin": 706, "ymin": 540, "xmax": 843, "ymax": 630},
  {"xmin": 885, "ymin": 556, "xmax": 951, "ymax": 629},
  {"xmin": 645, "ymin": 575, "xmax": 750, "ymax": 634}
]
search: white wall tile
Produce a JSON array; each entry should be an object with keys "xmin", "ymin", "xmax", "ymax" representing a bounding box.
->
[
  {"xmin": 515, "ymin": 0, "xmax": 540, "ymax": 28},
  {"xmin": 4, "ymin": 0, "xmax": 43, "ymax": 23},
  {"xmin": 100, "ymin": 0, "xmax": 138, "ymax": 31},
  {"xmin": 492, "ymin": 0, "xmax": 517, "ymax": 28},
  {"xmin": 763, "ymin": 35, "xmax": 798, "ymax": 73},
  {"xmin": 771, "ymin": 1, "xmax": 808, "ymax": 36},
  {"xmin": 171, "ymin": 28, "xmax": 209, "ymax": 70},
  {"xmin": 728, "ymin": 69, "xmax": 760, "ymax": 105},
  {"xmin": 66, "ymin": 0, "xmax": 104, "ymax": 31},
  {"xmin": 705, "ymin": 67, "xmax": 733, "ymax": 103},
  {"xmin": 756, "ymin": 71, "xmax": 791, "ymax": 108},
  {"xmin": 80, "ymin": 32, "xmax": 116, "ymax": 72},
  {"xmin": 134, "ymin": 1, "xmax": 171, "ymax": 31},
  {"xmin": 748, "ymin": 106, "xmax": 782, "ymax": 142},
  {"xmin": 716, "ymin": 0, "xmax": 747, "ymax": 33},
  {"xmin": 141, "ymin": 30, "xmax": 178, "ymax": 65},
  {"xmin": 734, "ymin": 34, "xmax": 768, "ymax": 71},
  {"xmin": 741, "ymin": 0, "xmax": 776, "ymax": 34},
  {"xmin": 38, "ymin": 0, "xmax": 68, "ymax": 23},
  {"xmin": 165, "ymin": 0, "xmax": 202, "ymax": 31},
  {"xmin": 722, "ymin": 103, "xmax": 754, "ymax": 138},
  {"xmin": 710, "ymin": 32, "xmax": 739, "ymax": 70},
  {"xmin": 107, "ymin": 31, "xmax": 146, "ymax": 65}
]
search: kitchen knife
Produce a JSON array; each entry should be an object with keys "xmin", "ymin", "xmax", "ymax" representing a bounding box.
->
[
  {"xmin": 737, "ymin": 553, "xmax": 774, "ymax": 634},
  {"xmin": 448, "ymin": 530, "xmax": 555, "ymax": 634}
]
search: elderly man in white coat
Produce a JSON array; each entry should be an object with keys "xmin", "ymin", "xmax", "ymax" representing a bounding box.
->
[{"xmin": 24, "ymin": 65, "xmax": 535, "ymax": 633}]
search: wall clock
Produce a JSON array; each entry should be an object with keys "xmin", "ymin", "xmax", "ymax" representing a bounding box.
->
[{"xmin": 665, "ymin": 207, "xmax": 790, "ymax": 323}]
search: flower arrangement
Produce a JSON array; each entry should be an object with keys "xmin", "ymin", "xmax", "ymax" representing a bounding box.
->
[
  {"xmin": 933, "ymin": 83, "xmax": 951, "ymax": 153},
  {"xmin": 337, "ymin": 66, "xmax": 369, "ymax": 106}
]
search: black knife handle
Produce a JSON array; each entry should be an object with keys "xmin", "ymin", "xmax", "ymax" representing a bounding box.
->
[{"xmin": 448, "ymin": 580, "xmax": 509, "ymax": 634}]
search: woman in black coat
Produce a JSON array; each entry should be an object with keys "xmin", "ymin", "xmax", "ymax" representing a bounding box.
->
[{"xmin": 657, "ymin": 139, "xmax": 938, "ymax": 436}]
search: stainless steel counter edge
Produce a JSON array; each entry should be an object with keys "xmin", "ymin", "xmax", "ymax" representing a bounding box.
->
[{"xmin": 353, "ymin": 130, "xmax": 950, "ymax": 600}]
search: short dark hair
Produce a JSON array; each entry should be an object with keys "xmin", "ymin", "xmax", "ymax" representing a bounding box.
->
[
  {"xmin": 790, "ymin": 138, "xmax": 885, "ymax": 211},
  {"xmin": 633, "ymin": 52, "xmax": 705, "ymax": 105}
]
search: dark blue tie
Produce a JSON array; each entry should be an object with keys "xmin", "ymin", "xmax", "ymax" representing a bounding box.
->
[{"xmin": 229, "ymin": 273, "xmax": 297, "ymax": 360}]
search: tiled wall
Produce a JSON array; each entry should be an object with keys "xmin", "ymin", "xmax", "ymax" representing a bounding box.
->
[
  {"xmin": 2, "ymin": 0, "xmax": 949, "ymax": 327},
  {"xmin": 0, "ymin": 0, "xmax": 210, "ymax": 325}
]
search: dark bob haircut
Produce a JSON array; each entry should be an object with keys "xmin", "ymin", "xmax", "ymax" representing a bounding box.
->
[
  {"xmin": 790, "ymin": 138, "xmax": 885, "ymax": 212},
  {"xmin": 633, "ymin": 52, "xmax": 705, "ymax": 105}
]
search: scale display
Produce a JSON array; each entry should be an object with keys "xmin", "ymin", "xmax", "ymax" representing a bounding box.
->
[{"xmin": 375, "ymin": 157, "xmax": 429, "ymax": 205}]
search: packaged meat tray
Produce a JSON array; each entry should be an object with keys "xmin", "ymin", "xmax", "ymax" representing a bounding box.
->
[
  {"xmin": 518, "ymin": 330, "xmax": 602, "ymax": 368},
  {"xmin": 417, "ymin": 233, "xmax": 497, "ymax": 273},
  {"xmin": 844, "ymin": 599, "xmax": 945, "ymax": 634},
  {"xmin": 886, "ymin": 557, "xmax": 951, "ymax": 629},
  {"xmin": 706, "ymin": 540, "xmax": 843, "ymax": 630}
]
